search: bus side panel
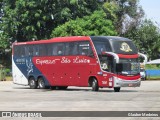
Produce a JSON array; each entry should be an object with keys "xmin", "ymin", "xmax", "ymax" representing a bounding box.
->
[
  {"xmin": 73, "ymin": 56, "xmax": 98, "ymax": 87},
  {"xmin": 32, "ymin": 56, "xmax": 85, "ymax": 86},
  {"xmin": 12, "ymin": 56, "xmax": 28, "ymax": 85},
  {"xmin": 33, "ymin": 56, "xmax": 62, "ymax": 86},
  {"xmin": 32, "ymin": 56, "xmax": 98, "ymax": 87},
  {"xmin": 12, "ymin": 56, "xmax": 51, "ymax": 86},
  {"xmin": 96, "ymin": 73, "xmax": 114, "ymax": 88}
]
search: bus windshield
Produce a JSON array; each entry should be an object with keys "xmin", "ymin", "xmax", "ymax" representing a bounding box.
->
[
  {"xmin": 91, "ymin": 36, "xmax": 138, "ymax": 55},
  {"xmin": 110, "ymin": 40, "xmax": 138, "ymax": 54},
  {"xmin": 116, "ymin": 58, "xmax": 140, "ymax": 75}
]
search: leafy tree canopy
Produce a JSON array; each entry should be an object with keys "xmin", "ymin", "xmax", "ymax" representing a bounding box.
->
[
  {"xmin": 51, "ymin": 10, "xmax": 117, "ymax": 37},
  {"xmin": 0, "ymin": 32, "xmax": 8, "ymax": 49},
  {"xmin": 126, "ymin": 19, "xmax": 160, "ymax": 60},
  {"xmin": 1, "ymin": 0, "xmax": 102, "ymax": 42},
  {"xmin": 0, "ymin": 0, "xmax": 160, "ymax": 61},
  {"xmin": 105, "ymin": 0, "xmax": 144, "ymax": 35}
]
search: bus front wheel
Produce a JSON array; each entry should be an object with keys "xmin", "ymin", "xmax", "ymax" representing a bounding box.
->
[
  {"xmin": 92, "ymin": 79, "xmax": 99, "ymax": 91},
  {"xmin": 29, "ymin": 77, "xmax": 37, "ymax": 89},
  {"xmin": 114, "ymin": 87, "xmax": 120, "ymax": 92},
  {"xmin": 38, "ymin": 77, "xmax": 46, "ymax": 89}
]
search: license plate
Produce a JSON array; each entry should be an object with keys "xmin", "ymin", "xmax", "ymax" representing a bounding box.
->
[{"xmin": 129, "ymin": 84, "xmax": 133, "ymax": 87}]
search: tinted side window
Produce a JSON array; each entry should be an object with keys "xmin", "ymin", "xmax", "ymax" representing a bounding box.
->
[
  {"xmin": 14, "ymin": 41, "xmax": 93, "ymax": 57},
  {"xmin": 39, "ymin": 44, "xmax": 47, "ymax": 56},
  {"xmin": 94, "ymin": 41, "xmax": 111, "ymax": 55},
  {"xmin": 14, "ymin": 45, "xmax": 25, "ymax": 57},
  {"xmin": 65, "ymin": 41, "xmax": 93, "ymax": 56},
  {"xmin": 32, "ymin": 44, "xmax": 52, "ymax": 56},
  {"xmin": 33, "ymin": 45, "xmax": 40, "ymax": 56},
  {"xmin": 14, "ymin": 45, "xmax": 20, "ymax": 57},
  {"xmin": 79, "ymin": 41, "xmax": 93, "ymax": 56},
  {"xmin": 71, "ymin": 42, "xmax": 79, "ymax": 55},
  {"xmin": 25, "ymin": 45, "xmax": 34, "ymax": 56},
  {"xmin": 63, "ymin": 42, "xmax": 79, "ymax": 55},
  {"xmin": 52, "ymin": 43, "xmax": 65, "ymax": 56}
]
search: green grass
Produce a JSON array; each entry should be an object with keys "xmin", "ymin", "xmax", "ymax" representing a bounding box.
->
[
  {"xmin": 5, "ymin": 76, "xmax": 12, "ymax": 81},
  {"xmin": 146, "ymin": 64, "xmax": 160, "ymax": 70},
  {"xmin": 146, "ymin": 76, "xmax": 160, "ymax": 80}
]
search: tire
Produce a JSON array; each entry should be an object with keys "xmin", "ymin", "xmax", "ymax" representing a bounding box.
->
[
  {"xmin": 38, "ymin": 77, "xmax": 46, "ymax": 89},
  {"xmin": 92, "ymin": 79, "xmax": 99, "ymax": 91},
  {"xmin": 29, "ymin": 77, "xmax": 37, "ymax": 89},
  {"xmin": 114, "ymin": 87, "xmax": 120, "ymax": 92}
]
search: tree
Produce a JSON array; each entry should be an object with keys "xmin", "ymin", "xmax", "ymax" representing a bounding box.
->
[
  {"xmin": 0, "ymin": 0, "xmax": 104, "ymax": 67},
  {"xmin": 1, "ymin": 0, "xmax": 102, "ymax": 42},
  {"xmin": 103, "ymin": 1, "xmax": 119, "ymax": 23},
  {"xmin": 126, "ymin": 19, "xmax": 160, "ymax": 60},
  {"xmin": 51, "ymin": 10, "xmax": 117, "ymax": 37},
  {"xmin": 0, "ymin": 0, "xmax": 3, "ymax": 22},
  {"xmin": 0, "ymin": 32, "xmax": 8, "ymax": 49},
  {"xmin": 103, "ymin": 0, "xmax": 144, "ymax": 35}
]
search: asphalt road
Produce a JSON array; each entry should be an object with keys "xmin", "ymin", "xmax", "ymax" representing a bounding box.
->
[{"xmin": 0, "ymin": 80, "xmax": 160, "ymax": 120}]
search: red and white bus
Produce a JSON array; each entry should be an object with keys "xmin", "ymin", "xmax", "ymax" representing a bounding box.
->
[{"xmin": 12, "ymin": 36, "xmax": 141, "ymax": 92}]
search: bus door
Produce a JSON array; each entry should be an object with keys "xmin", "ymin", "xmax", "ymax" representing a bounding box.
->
[
  {"xmin": 99, "ymin": 54, "xmax": 115, "ymax": 86},
  {"xmin": 100, "ymin": 55, "xmax": 115, "ymax": 73}
]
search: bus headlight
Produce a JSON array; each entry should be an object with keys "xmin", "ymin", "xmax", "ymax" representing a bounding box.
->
[
  {"xmin": 113, "ymin": 76, "xmax": 121, "ymax": 87},
  {"xmin": 109, "ymin": 77, "xmax": 113, "ymax": 87}
]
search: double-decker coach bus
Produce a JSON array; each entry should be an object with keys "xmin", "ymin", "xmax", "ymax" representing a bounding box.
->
[{"xmin": 12, "ymin": 36, "xmax": 141, "ymax": 92}]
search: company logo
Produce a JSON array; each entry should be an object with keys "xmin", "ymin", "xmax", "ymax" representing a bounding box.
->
[
  {"xmin": 26, "ymin": 59, "xmax": 33, "ymax": 75},
  {"xmin": 120, "ymin": 42, "xmax": 132, "ymax": 52},
  {"xmin": 1, "ymin": 112, "xmax": 42, "ymax": 118}
]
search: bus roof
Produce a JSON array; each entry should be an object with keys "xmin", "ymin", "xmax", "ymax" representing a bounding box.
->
[
  {"xmin": 13, "ymin": 36, "xmax": 132, "ymax": 46},
  {"xmin": 90, "ymin": 36, "xmax": 132, "ymax": 41},
  {"xmin": 13, "ymin": 36, "xmax": 91, "ymax": 46}
]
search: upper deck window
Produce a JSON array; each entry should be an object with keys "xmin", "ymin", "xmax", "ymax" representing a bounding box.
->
[
  {"xmin": 93, "ymin": 41, "xmax": 112, "ymax": 54},
  {"xmin": 91, "ymin": 37, "xmax": 112, "ymax": 55},
  {"xmin": 65, "ymin": 41, "xmax": 93, "ymax": 56},
  {"xmin": 13, "ymin": 40, "xmax": 93, "ymax": 57}
]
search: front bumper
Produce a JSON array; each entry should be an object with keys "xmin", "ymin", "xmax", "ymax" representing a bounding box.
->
[{"xmin": 114, "ymin": 77, "xmax": 141, "ymax": 87}]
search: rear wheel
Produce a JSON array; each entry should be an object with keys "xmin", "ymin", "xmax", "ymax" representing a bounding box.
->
[
  {"xmin": 29, "ymin": 77, "xmax": 37, "ymax": 89},
  {"xmin": 114, "ymin": 87, "xmax": 120, "ymax": 92},
  {"xmin": 38, "ymin": 77, "xmax": 46, "ymax": 89},
  {"xmin": 92, "ymin": 78, "xmax": 99, "ymax": 91}
]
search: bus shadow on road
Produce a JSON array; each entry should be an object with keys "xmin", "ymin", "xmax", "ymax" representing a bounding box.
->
[
  {"xmin": 12, "ymin": 87, "xmax": 138, "ymax": 93},
  {"xmin": 50, "ymin": 88, "xmax": 139, "ymax": 93}
]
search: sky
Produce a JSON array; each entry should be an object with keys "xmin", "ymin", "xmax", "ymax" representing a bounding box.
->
[{"xmin": 139, "ymin": 0, "xmax": 160, "ymax": 25}]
